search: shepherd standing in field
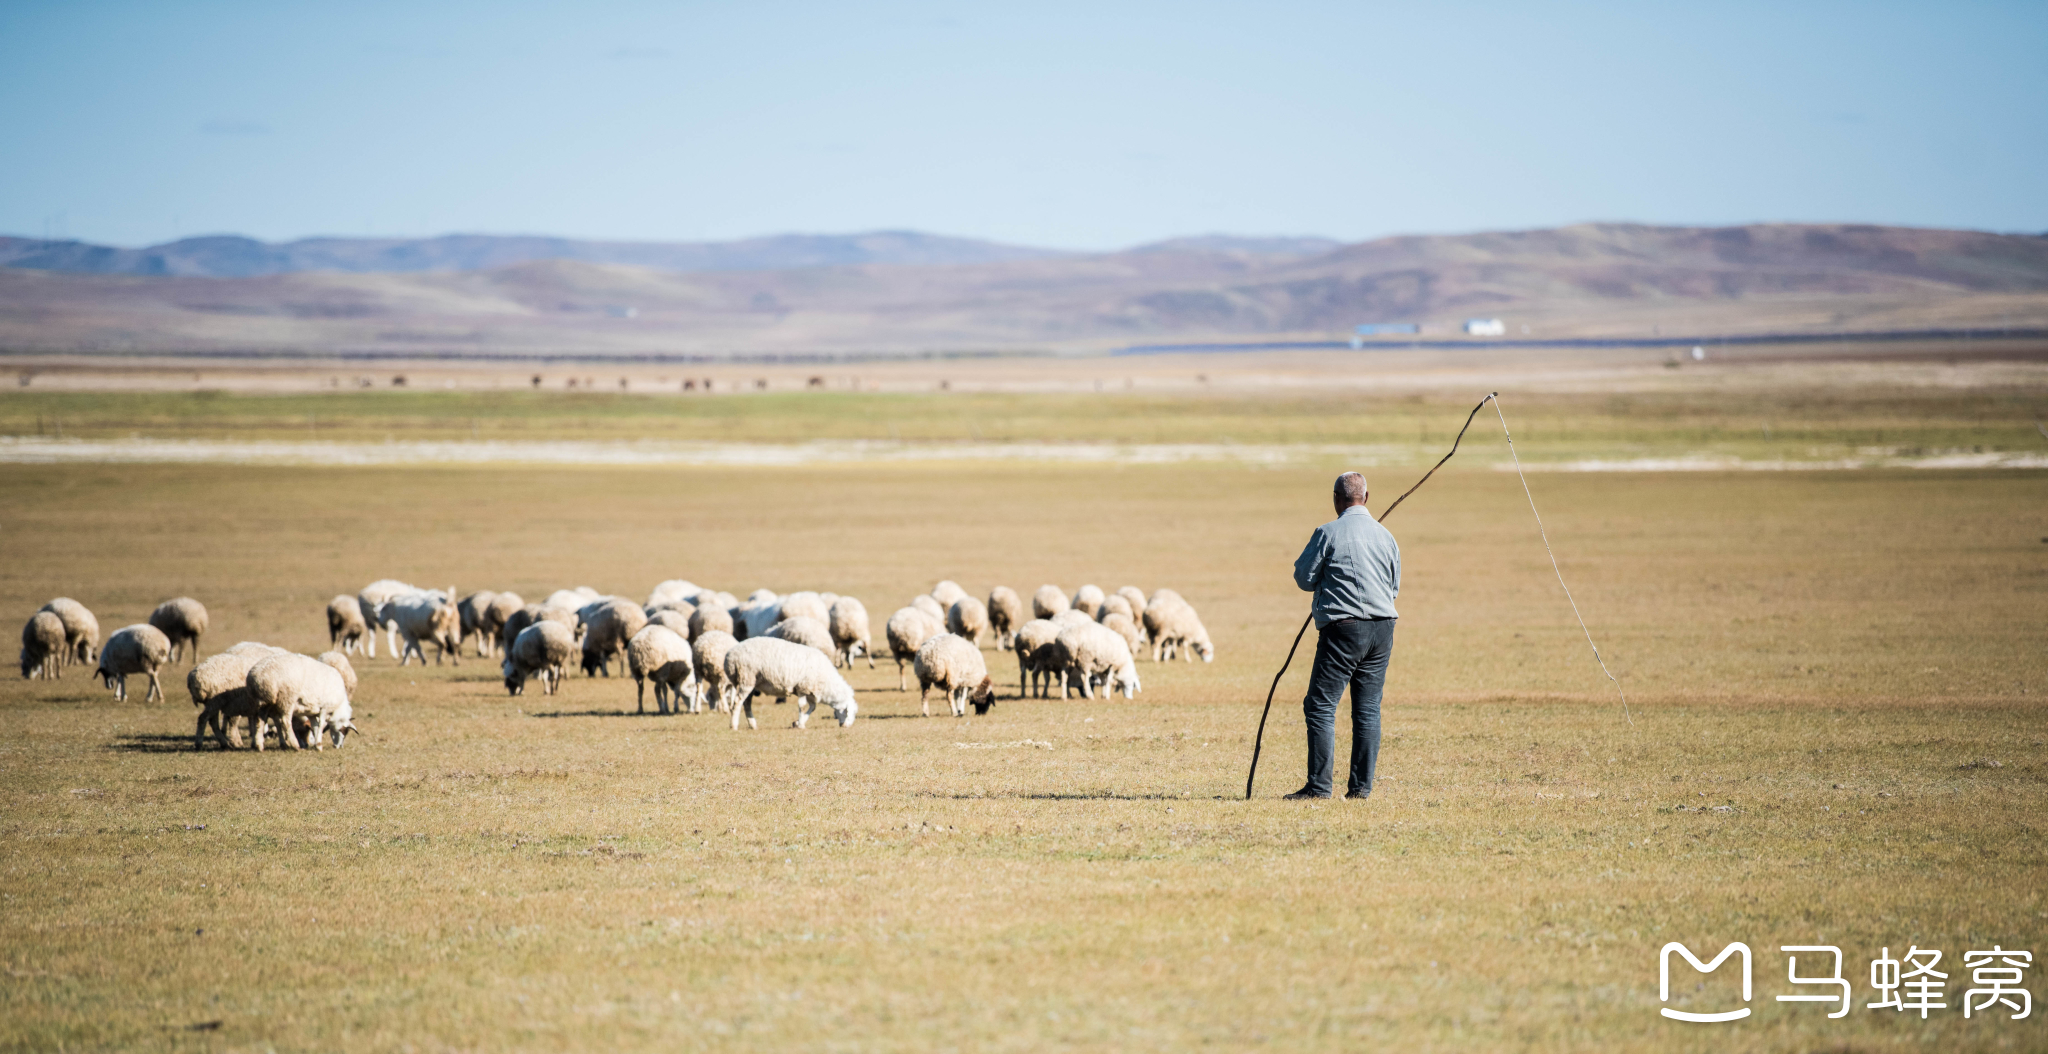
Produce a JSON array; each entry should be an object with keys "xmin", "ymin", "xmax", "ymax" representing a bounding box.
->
[{"xmin": 1287, "ymin": 471, "xmax": 1400, "ymax": 800}]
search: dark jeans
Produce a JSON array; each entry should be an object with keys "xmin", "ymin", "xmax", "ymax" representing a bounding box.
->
[{"xmin": 1302, "ymin": 617, "xmax": 1395, "ymax": 797}]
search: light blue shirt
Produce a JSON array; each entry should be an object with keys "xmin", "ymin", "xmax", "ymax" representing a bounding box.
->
[{"xmin": 1293, "ymin": 505, "xmax": 1400, "ymax": 626}]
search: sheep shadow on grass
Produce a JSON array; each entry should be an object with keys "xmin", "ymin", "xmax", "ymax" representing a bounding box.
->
[{"xmin": 106, "ymin": 733, "xmax": 207, "ymax": 754}]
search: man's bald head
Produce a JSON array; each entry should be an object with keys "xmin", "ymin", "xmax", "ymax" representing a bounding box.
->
[{"xmin": 1334, "ymin": 472, "xmax": 1368, "ymax": 514}]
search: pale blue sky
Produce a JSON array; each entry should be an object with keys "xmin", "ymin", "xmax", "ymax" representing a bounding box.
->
[{"xmin": 1, "ymin": 0, "xmax": 2042, "ymax": 250}]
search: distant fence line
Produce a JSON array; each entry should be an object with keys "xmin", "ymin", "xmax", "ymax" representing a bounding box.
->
[{"xmin": 1115, "ymin": 327, "xmax": 2048, "ymax": 355}]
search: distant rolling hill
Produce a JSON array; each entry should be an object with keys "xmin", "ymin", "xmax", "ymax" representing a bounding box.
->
[
  {"xmin": 0, "ymin": 230, "xmax": 1075, "ymax": 278},
  {"xmin": 1, "ymin": 223, "xmax": 2044, "ymax": 356}
]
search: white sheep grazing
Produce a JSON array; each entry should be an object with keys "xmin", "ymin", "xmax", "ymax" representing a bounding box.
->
[
  {"xmin": 385, "ymin": 592, "xmax": 462, "ymax": 666},
  {"xmin": 457, "ymin": 591, "xmax": 498, "ymax": 656},
  {"xmin": 689, "ymin": 604, "xmax": 735, "ymax": 639},
  {"xmin": 885, "ymin": 607, "xmax": 943, "ymax": 691},
  {"xmin": 578, "ymin": 599, "xmax": 647, "ymax": 677},
  {"xmin": 1149, "ymin": 588, "xmax": 1185, "ymax": 610},
  {"xmin": 21, "ymin": 611, "xmax": 65, "ymax": 680},
  {"xmin": 931, "ymin": 580, "xmax": 968, "ymax": 608},
  {"xmin": 39, "ymin": 598, "xmax": 99, "ymax": 667},
  {"xmin": 765, "ymin": 616, "xmax": 836, "ymax": 663},
  {"xmin": 985, "ymin": 587, "xmax": 1024, "ymax": 651},
  {"xmin": 646, "ymin": 579, "xmax": 701, "ymax": 609},
  {"xmin": 246, "ymin": 653, "xmax": 356, "ymax": 751},
  {"xmin": 481, "ymin": 592, "xmax": 524, "ymax": 655},
  {"xmin": 1031, "ymin": 584, "xmax": 1069, "ymax": 620},
  {"xmin": 1098, "ymin": 594, "xmax": 1134, "ymax": 622},
  {"xmin": 910, "ymin": 593, "xmax": 946, "ymax": 622},
  {"xmin": 947, "ymin": 596, "xmax": 990, "ymax": 646},
  {"xmin": 542, "ymin": 588, "xmax": 588, "ymax": 613},
  {"xmin": 1143, "ymin": 597, "xmax": 1215, "ymax": 662},
  {"xmin": 913, "ymin": 632, "xmax": 996, "ymax": 717},
  {"xmin": 1051, "ymin": 609, "xmax": 1093, "ymax": 631},
  {"xmin": 627, "ymin": 625, "xmax": 697, "ymax": 715},
  {"xmin": 1013, "ymin": 618, "xmax": 1061, "ymax": 698},
  {"xmin": 1070, "ymin": 584, "xmax": 1105, "ymax": 618},
  {"xmin": 503, "ymin": 621, "xmax": 575, "ymax": 696},
  {"xmin": 1099, "ymin": 611, "xmax": 1145, "ymax": 657},
  {"xmin": 1054, "ymin": 622, "xmax": 1142, "ymax": 700},
  {"xmin": 646, "ymin": 609, "xmax": 693, "ymax": 639},
  {"xmin": 722, "ymin": 636, "xmax": 858, "ymax": 731},
  {"xmin": 326, "ymin": 594, "xmax": 368, "ymax": 655},
  {"xmin": 357, "ymin": 579, "xmax": 418, "ymax": 658},
  {"xmin": 734, "ymin": 591, "xmax": 783, "ymax": 641},
  {"xmin": 1117, "ymin": 586, "xmax": 1148, "ymax": 621},
  {"xmin": 317, "ymin": 651, "xmax": 358, "ymax": 699},
  {"xmin": 149, "ymin": 597, "xmax": 209, "ymax": 666},
  {"xmin": 691, "ymin": 630, "xmax": 739, "ymax": 713},
  {"xmin": 827, "ymin": 596, "xmax": 873, "ymax": 670},
  {"xmin": 95, "ymin": 624, "xmax": 171, "ymax": 702},
  {"xmin": 189, "ymin": 644, "xmax": 287, "ymax": 749},
  {"xmin": 776, "ymin": 592, "xmax": 829, "ymax": 625}
]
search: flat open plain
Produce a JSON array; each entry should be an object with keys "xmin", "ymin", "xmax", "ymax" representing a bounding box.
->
[{"xmin": 1, "ymin": 361, "xmax": 2044, "ymax": 1051}]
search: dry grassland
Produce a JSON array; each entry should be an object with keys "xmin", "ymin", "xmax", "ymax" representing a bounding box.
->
[{"xmin": 1, "ymin": 452, "xmax": 2044, "ymax": 1050}]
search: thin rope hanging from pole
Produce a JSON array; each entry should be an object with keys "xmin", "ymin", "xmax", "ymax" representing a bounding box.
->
[{"xmin": 1490, "ymin": 395, "xmax": 1630, "ymax": 725}]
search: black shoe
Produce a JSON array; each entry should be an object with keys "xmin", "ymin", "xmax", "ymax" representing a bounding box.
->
[
  {"xmin": 1344, "ymin": 791, "xmax": 1370, "ymax": 800},
  {"xmin": 1282, "ymin": 787, "xmax": 1331, "ymax": 800}
]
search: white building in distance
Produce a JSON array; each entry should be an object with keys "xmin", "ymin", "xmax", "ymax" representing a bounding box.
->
[{"xmin": 1463, "ymin": 318, "xmax": 1506, "ymax": 337}]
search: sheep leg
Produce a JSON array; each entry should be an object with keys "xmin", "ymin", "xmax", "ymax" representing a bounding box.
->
[
  {"xmin": 896, "ymin": 659, "xmax": 908, "ymax": 692},
  {"xmin": 795, "ymin": 694, "xmax": 813, "ymax": 730},
  {"xmin": 919, "ymin": 681, "xmax": 931, "ymax": 718},
  {"xmin": 147, "ymin": 671, "xmax": 163, "ymax": 703}
]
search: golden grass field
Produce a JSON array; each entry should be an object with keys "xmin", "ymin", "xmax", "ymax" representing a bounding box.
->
[{"xmin": 1, "ymin": 371, "xmax": 2045, "ymax": 1051}]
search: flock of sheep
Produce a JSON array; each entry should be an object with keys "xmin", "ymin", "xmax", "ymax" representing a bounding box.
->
[{"xmin": 15, "ymin": 577, "xmax": 1215, "ymax": 749}]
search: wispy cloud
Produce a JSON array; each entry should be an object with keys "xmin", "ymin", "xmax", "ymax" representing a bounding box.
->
[{"xmin": 200, "ymin": 120, "xmax": 271, "ymax": 136}]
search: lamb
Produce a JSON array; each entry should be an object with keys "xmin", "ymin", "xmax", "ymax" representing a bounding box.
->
[
  {"xmin": 385, "ymin": 592, "xmax": 462, "ymax": 666},
  {"xmin": 776, "ymin": 592, "xmax": 829, "ymax": 625},
  {"xmin": 188, "ymin": 644, "xmax": 286, "ymax": 749},
  {"xmin": 480, "ymin": 592, "xmax": 524, "ymax": 654},
  {"xmin": 357, "ymin": 579, "xmax": 418, "ymax": 658},
  {"xmin": 885, "ymin": 607, "xmax": 943, "ymax": 691},
  {"xmin": 986, "ymin": 586, "xmax": 1024, "ymax": 651},
  {"xmin": 647, "ymin": 608, "xmax": 693, "ymax": 638},
  {"xmin": 765, "ymin": 615, "xmax": 836, "ymax": 663},
  {"xmin": 1117, "ymin": 586, "xmax": 1148, "ymax": 620},
  {"xmin": 827, "ymin": 596, "xmax": 874, "ymax": 669},
  {"xmin": 1031, "ymin": 584, "xmax": 1069, "ymax": 620},
  {"xmin": 691, "ymin": 630, "xmax": 739, "ymax": 713},
  {"xmin": 1099, "ymin": 611, "xmax": 1145, "ymax": 657},
  {"xmin": 456, "ymin": 590, "xmax": 498, "ymax": 656},
  {"xmin": 912, "ymin": 633, "xmax": 996, "ymax": 717},
  {"xmin": 38, "ymin": 598, "xmax": 99, "ymax": 667},
  {"xmin": 1149, "ymin": 588, "xmax": 1185, "ymax": 610},
  {"xmin": 947, "ymin": 596, "xmax": 990, "ymax": 646},
  {"xmin": 1098, "ymin": 594, "xmax": 1134, "ymax": 622},
  {"xmin": 627, "ymin": 625, "xmax": 697, "ymax": 714},
  {"xmin": 20, "ymin": 611, "xmax": 65, "ymax": 680},
  {"xmin": 579, "ymin": 599, "xmax": 647, "ymax": 677},
  {"xmin": 1070, "ymin": 584, "xmax": 1105, "ymax": 618},
  {"xmin": 722, "ymin": 636, "xmax": 859, "ymax": 730},
  {"xmin": 1012, "ymin": 618, "xmax": 1061, "ymax": 698},
  {"xmin": 326, "ymin": 594, "xmax": 368, "ymax": 655},
  {"xmin": 95, "ymin": 624, "xmax": 171, "ymax": 702},
  {"xmin": 1053, "ymin": 621, "xmax": 1142, "ymax": 700},
  {"xmin": 931, "ymin": 580, "xmax": 968, "ymax": 608},
  {"xmin": 689, "ymin": 604, "xmax": 735, "ymax": 639},
  {"xmin": 1143, "ymin": 596, "xmax": 1215, "ymax": 662},
  {"xmin": 149, "ymin": 597, "xmax": 209, "ymax": 666},
  {"xmin": 910, "ymin": 593, "xmax": 946, "ymax": 622},
  {"xmin": 503, "ymin": 621, "xmax": 575, "ymax": 696},
  {"xmin": 246, "ymin": 653, "xmax": 356, "ymax": 751}
]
